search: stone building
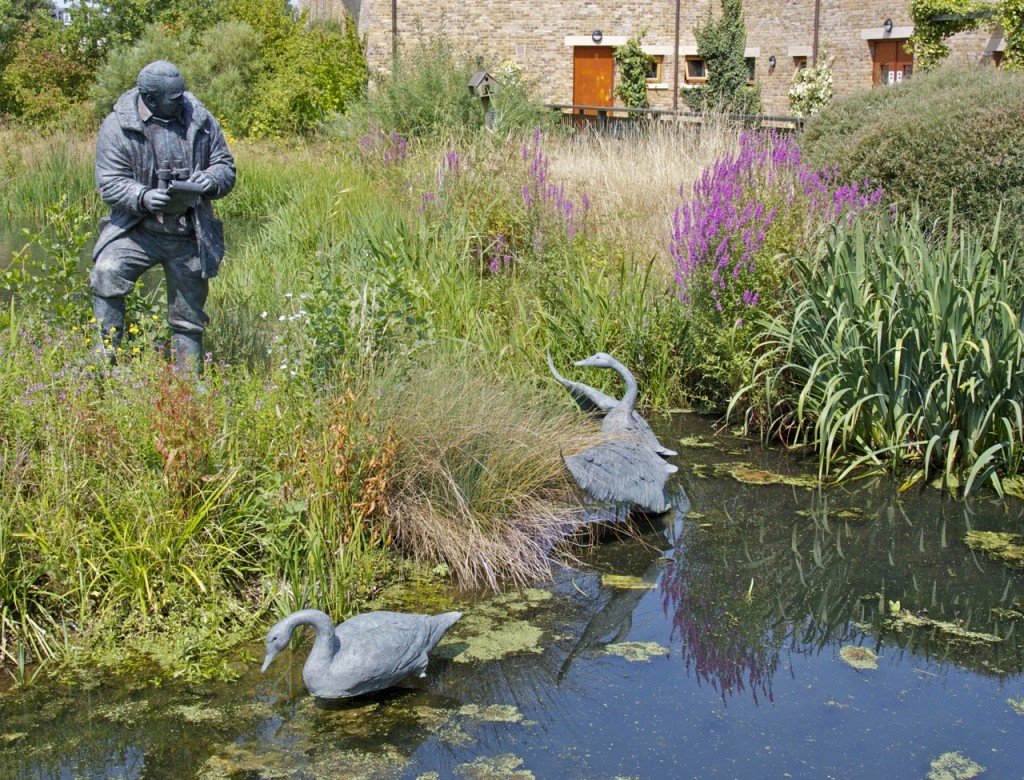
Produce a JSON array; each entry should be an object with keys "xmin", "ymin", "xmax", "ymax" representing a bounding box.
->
[{"xmin": 301, "ymin": 0, "xmax": 1007, "ymax": 115}]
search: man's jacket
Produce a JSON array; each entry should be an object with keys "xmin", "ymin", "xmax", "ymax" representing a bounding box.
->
[{"xmin": 93, "ymin": 88, "xmax": 236, "ymax": 278}]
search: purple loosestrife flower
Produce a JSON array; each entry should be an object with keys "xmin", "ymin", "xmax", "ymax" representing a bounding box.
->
[{"xmin": 670, "ymin": 131, "xmax": 882, "ymax": 323}]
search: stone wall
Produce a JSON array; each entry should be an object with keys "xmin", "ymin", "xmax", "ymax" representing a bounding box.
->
[{"xmin": 301, "ymin": 0, "xmax": 1004, "ymax": 115}]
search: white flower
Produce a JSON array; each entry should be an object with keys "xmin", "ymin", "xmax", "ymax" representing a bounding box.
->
[{"xmin": 260, "ymin": 311, "xmax": 268, "ymax": 319}]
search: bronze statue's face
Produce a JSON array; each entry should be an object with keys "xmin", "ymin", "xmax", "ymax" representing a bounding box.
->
[{"xmin": 143, "ymin": 75, "xmax": 186, "ymax": 120}]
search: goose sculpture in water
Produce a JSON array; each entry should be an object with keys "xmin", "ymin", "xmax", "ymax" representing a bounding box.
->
[
  {"xmin": 547, "ymin": 351, "xmax": 677, "ymax": 458},
  {"xmin": 552, "ymin": 352, "xmax": 678, "ymax": 514},
  {"xmin": 261, "ymin": 609, "xmax": 462, "ymax": 699}
]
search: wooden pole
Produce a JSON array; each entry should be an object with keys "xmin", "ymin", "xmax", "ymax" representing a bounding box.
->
[{"xmin": 672, "ymin": 0, "xmax": 681, "ymax": 113}]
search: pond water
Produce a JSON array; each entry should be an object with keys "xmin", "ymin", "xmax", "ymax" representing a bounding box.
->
[{"xmin": 1, "ymin": 415, "xmax": 1023, "ymax": 778}]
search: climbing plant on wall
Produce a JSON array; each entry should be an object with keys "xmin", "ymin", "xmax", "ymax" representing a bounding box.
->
[
  {"xmin": 909, "ymin": 0, "xmax": 1024, "ymax": 71},
  {"xmin": 614, "ymin": 30, "xmax": 652, "ymax": 110}
]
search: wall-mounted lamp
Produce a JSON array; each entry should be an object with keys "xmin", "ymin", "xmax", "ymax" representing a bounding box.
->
[
  {"xmin": 768, "ymin": 55, "xmax": 776, "ymax": 68},
  {"xmin": 883, "ymin": 18, "xmax": 893, "ymax": 34},
  {"xmin": 591, "ymin": 30, "xmax": 603, "ymax": 44}
]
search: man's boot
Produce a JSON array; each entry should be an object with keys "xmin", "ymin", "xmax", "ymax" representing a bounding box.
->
[
  {"xmin": 171, "ymin": 332, "xmax": 204, "ymax": 375},
  {"xmin": 92, "ymin": 295, "xmax": 125, "ymax": 363}
]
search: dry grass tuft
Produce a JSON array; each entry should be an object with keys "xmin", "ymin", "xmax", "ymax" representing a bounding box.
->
[
  {"xmin": 544, "ymin": 121, "xmax": 744, "ymax": 272},
  {"xmin": 380, "ymin": 358, "xmax": 603, "ymax": 590}
]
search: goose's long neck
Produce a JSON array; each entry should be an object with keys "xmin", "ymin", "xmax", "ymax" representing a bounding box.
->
[
  {"xmin": 612, "ymin": 359, "xmax": 638, "ymax": 412},
  {"xmin": 285, "ymin": 609, "xmax": 338, "ymax": 664}
]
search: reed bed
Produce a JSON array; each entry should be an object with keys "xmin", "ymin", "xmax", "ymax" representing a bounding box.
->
[{"xmin": 735, "ymin": 212, "xmax": 1024, "ymax": 496}]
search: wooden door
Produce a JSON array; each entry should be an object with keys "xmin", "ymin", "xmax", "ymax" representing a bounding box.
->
[
  {"xmin": 573, "ymin": 47, "xmax": 614, "ymax": 113},
  {"xmin": 872, "ymin": 40, "xmax": 913, "ymax": 86}
]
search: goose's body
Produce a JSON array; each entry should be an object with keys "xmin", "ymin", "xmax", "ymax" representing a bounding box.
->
[
  {"xmin": 547, "ymin": 351, "xmax": 677, "ymax": 458},
  {"xmin": 554, "ymin": 352, "xmax": 678, "ymax": 514},
  {"xmin": 261, "ymin": 609, "xmax": 462, "ymax": 699}
]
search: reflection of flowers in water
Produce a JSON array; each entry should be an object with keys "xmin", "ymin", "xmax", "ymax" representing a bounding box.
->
[{"xmin": 660, "ymin": 527, "xmax": 788, "ymax": 704}]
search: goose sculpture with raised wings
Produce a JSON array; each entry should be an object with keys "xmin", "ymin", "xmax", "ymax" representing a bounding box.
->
[{"xmin": 552, "ymin": 352, "xmax": 678, "ymax": 513}]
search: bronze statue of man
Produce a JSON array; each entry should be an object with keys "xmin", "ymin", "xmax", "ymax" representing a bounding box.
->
[{"xmin": 91, "ymin": 60, "xmax": 236, "ymax": 373}]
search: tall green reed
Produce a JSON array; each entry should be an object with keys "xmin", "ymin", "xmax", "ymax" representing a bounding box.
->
[{"xmin": 733, "ymin": 210, "xmax": 1024, "ymax": 495}]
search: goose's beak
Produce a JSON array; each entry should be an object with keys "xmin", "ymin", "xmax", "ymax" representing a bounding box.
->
[{"xmin": 261, "ymin": 651, "xmax": 276, "ymax": 673}]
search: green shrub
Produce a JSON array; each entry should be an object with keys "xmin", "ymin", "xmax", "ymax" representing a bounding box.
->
[
  {"xmin": 733, "ymin": 210, "xmax": 1024, "ymax": 496},
  {"xmin": 801, "ymin": 65, "xmax": 1024, "ymax": 237},
  {"xmin": 341, "ymin": 32, "xmax": 554, "ymax": 140}
]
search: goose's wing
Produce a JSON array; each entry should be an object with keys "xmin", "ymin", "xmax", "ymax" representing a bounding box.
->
[
  {"xmin": 326, "ymin": 613, "xmax": 437, "ymax": 697},
  {"xmin": 629, "ymin": 411, "xmax": 678, "ymax": 458},
  {"xmin": 564, "ymin": 439, "xmax": 677, "ymax": 514},
  {"xmin": 547, "ymin": 351, "xmax": 617, "ymax": 414}
]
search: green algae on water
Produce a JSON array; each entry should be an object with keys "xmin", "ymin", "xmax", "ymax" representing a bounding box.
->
[
  {"xmin": 678, "ymin": 435, "xmax": 715, "ymax": 449},
  {"xmin": 458, "ymin": 704, "xmax": 526, "ymax": 723},
  {"xmin": 444, "ymin": 589, "xmax": 554, "ymax": 664},
  {"xmin": 603, "ymin": 641, "xmax": 669, "ymax": 662},
  {"xmin": 838, "ymin": 645, "xmax": 879, "ymax": 670},
  {"xmin": 882, "ymin": 610, "xmax": 1003, "ymax": 646},
  {"xmin": 927, "ymin": 751, "xmax": 984, "ymax": 780},
  {"xmin": 715, "ymin": 462, "xmax": 818, "ymax": 489},
  {"xmin": 454, "ymin": 753, "xmax": 535, "ymax": 779},
  {"xmin": 964, "ymin": 531, "xmax": 1024, "ymax": 570},
  {"xmin": 1008, "ymin": 696, "xmax": 1024, "ymax": 716},
  {"xmin": 600, "ymin": 574, "xmax": 655, "ymax": 590}
]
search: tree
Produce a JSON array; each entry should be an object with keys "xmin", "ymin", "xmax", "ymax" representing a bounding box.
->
[{"xmin": 682, "ymin": 0, "xmax": 760, "ymax": 114}]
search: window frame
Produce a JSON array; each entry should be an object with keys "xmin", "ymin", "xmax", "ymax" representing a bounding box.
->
[
  {"xmin": 684, "ymin": 56, "xmax": 708, "ymax": 83},
  {"xmin": 645, "ymin": 54, "xmax": 665, "ymax": 84}
]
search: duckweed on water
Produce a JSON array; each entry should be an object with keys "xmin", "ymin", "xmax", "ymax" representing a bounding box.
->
[
  {"xmin": 882, "ymin": 610, "xmax": 1003, "ymax": 646},
  {"xmin": 446, "ymin": 589, "xmax": 555, "ymax": 664},
  {"xmin": 604, "ymin": 641, "xmax": 670, "ymax": 662},
  {"xmin": 964, "ymin": 531, "xmax": 1024, "ymax": 570},
  {"xmin": 454, "ymin": 753, "xmax": 535, "ymax": 779},
  {"xmin": 678, "ymin": 435, "xmax": 715, "ymax": 448},
  {"xmin": 927, "ymin": 751, "xmax": 985, "ymax": 780},
  {"xmin": 600, "ymin": 574, "xmax": 655, "ymax": 590},
  {"xmin": 96, "ymin": 698, "xmax": 151, "ymax": 725},
  {"xmin": 458, "ymin": 704, "xmax": 527, "ymax": 723},
  {"xmin": 838, "ymin": 645, "xmax": 879, "ymax": 670},
  {"xmin": 723, "ymin": 463, "xmax": 819, "ymax": 489},
  {"xmin": 1009, "ymin": 697, "xmax": 1024, "ymax": 716}
]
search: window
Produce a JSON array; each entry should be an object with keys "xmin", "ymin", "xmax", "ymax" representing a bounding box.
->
[
  {"xmin": 794, "ymin": 56, "xmax": 808, "ymax": 71},
  {"xmin": 646, "ymin": 55, "xmax": 664, "ymax": 83},
  {"xmin": 685, "ymin": 56, "xmax": 707, "ymax": 82},
  {"xmin": 746, "ymin": 57, "xmax": 756, "ymax": 84}
]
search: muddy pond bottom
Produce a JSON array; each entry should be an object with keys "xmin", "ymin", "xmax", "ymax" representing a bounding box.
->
[{"xmin": 2, "ymin": 415, "xmax": 1023, "ymax": 778}]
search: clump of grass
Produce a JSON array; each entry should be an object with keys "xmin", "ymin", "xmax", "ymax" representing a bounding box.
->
[{"xmin": 378, "ymin": 356, "xmax": 600, "ymax": 590}]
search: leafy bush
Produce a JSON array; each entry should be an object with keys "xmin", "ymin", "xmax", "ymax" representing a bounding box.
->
[
  {"xmin": 788, "ymin": 57, "xmax": 834, "ymax": 118},
  {"xmin": 801, "ymin": 65, "xmax": 1024, "ymax": 237},
  {"xmin": 90, "ymin": 11, "xmax": 367, "ymax": 138},
  {"xmin": 669, "ymin": 131, "xmax": 882, "ymax": 406},
  {"xmin": 247, "ymin": 19, "xmax": 367, "ymax": 137},
  {"xmin": 342, "ymin": 32, "xmax": 554, "ymax": 140},
  {"xmin": 733, "ymin": 211, "xmax": 1024, "ymax": 496}
]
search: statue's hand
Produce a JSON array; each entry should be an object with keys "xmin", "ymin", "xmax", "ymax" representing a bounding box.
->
[
  {"xmin": 143, "ymin": 188, "xmax": 172, "ymax": 212},
  {"xmin": 189, "ymin": 171, "xmax": 217, "ymax": 195}
]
